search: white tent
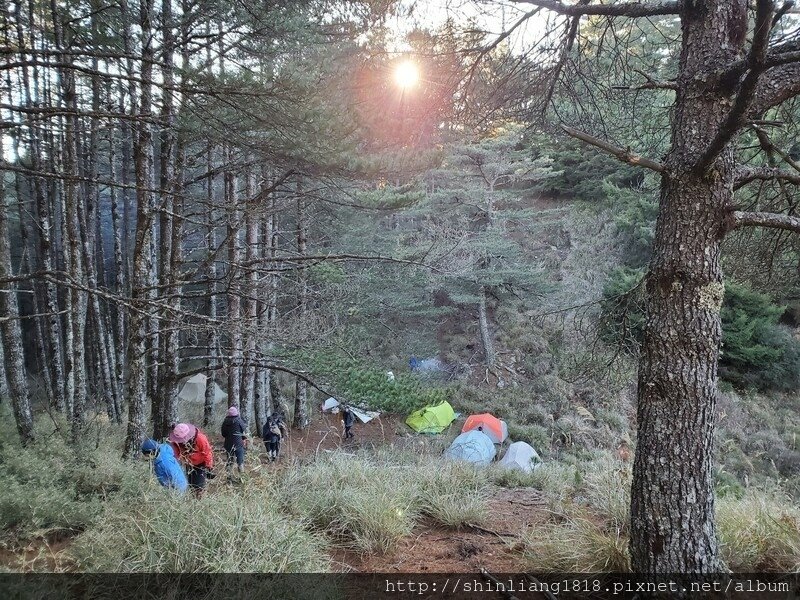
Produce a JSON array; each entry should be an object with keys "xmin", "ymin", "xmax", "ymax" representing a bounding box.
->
[
  {"xmin": 321, "ymin": 398, "xmax": 379, "ymax": 423},
  {"xmin": 177, "ymin": 373, "xmax": 228, "ymax": 405},
  {"xmin": 351, "ymin": 406, "xmax": 380, "ymax": 424},
  {"xmin": 321, "ymin": 397, "xmax": 340, "ymax": 412},
  {"xmin": 499, "ymin": 441, "xmax": 541, "ymax": 473}
]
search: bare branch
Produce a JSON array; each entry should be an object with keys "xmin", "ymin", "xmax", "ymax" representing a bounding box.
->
[
  {"xmin": 696, "ymin": 0, "xmax": 775, "ymax": 173},
  {"xmin": 734, "ymin": 165, "xmax": 800, "ymax": 188},
  {"xmin": 561, "ymin": 125, "xmax": 665, "ymax": 172},
  {"xmin": 751, "ymin": 125, "xmax": 800, "ymax": 174},
  {"xmin": 750, "ymin": 62, "xmax": 800, "ymax": 116},
  {"xmin": 509, "ymin": 0, "xmax": 680, "ymax": 17},
  {"xmin": 732, "ymin": 210, "xmax": 800, "ymax": 233}
]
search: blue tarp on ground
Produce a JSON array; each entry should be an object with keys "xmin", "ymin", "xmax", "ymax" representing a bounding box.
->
[{"xmin": 444, "ymin": 430, "xmax": 497, "ymax": 466}]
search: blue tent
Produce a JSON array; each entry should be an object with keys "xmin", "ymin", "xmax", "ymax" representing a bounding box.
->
[{"xmin": 444, "ymin": 430, "xmax": 496, "ymax": 466}]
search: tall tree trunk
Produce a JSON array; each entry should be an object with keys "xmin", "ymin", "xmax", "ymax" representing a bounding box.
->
[
  {"xmin": 630, "ymin": 0, "xmax": 742, "ymax": 573},
  {"xmin": 108, "ymin": 81, "xmax": 126, "ymax": 420},
  {"xmin": 84, "ymin": 6, "xmax": 117, "ymax": 422},
  {"xmin": 203, "ymin": 143, "xmax": 218, "ymax": 427},
  {"xmin": 266, "ymin": 193, "xmax": 280, "ymax": 416},
  {"xmin": 6, "ymin": 9, "xmax": 55, "ymax": 403},
  {"xmin": 52, "ymin": 2, "xmax": 88, "ymax": 436},
  {"xmin": 153, "ymin": 0, "xmax": 178, "ymax": 440},
  {"xmin": 254, "ymin": 170, "xmax": 273, "ymax": 432},
  {"xmin": 225, "ymin": 165, "xmax": 242, "ymax": 409},
  {"xmin": 0, "ymin": 135, "xmax": 34, "ymax": 443},
  {"xmin": 123, "ymin": 0, "xmax": 156, "ymax": 458},
  {"xmin": 241, "ymin": 171, "xmax": 258, "ymax": 431},
  {"xmin": 293, "ymin": 179, "xmax": 309, "ymax": 429}
]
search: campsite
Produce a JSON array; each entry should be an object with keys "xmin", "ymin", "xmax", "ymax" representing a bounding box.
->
[{"xmin": 1, "ymin": 0, "xmax": 800, "ymax": 590}]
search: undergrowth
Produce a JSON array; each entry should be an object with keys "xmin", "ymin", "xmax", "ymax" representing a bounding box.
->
[{"xmin": 0, "ymin": 413, "xmax": 144, "ymax": 537}]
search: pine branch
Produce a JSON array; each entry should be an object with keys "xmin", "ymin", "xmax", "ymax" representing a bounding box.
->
[
  {"xmin": 509, "ymin": 0, "xmax": 680, "ymax": 17},
  {"xmin": 732, "ymin": 210, "xmax": 800, "ymax": 233},
  {"xmin": 561, "ymin": 125, "xmax": 664, "ymax": 172}
]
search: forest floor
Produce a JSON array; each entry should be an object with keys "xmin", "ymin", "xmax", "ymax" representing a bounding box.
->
[{"xmin": 0, "ymin": 411, "xmax": 550, "ymax": 576}]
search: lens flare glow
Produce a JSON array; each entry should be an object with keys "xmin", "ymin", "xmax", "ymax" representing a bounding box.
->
[{"xmin": 394, "ymin": 61, "xmax": 419, "ymax": 89}]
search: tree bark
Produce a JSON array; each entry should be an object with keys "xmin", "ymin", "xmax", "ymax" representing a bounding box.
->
[
  {"xmin": 153, "ymin": 0, "xmax": 179, "ymax": 440},
  {"xmin": 51, "ymin": 2, "xmax": 88, "ymax": 436},
  {"xmin": 225, "ymin": 165, "xmax": 242, "ymax": 410},
  {"xmin": 0, "ymin": 135, "xmax": 34, "ymax": 443},
  {"xmin": 630, "ymin": 0, "xmax": 743, "ymax": 572},
  {"xmin": 241, "ymin": 170, "xmax": 258, "ymax": 431},
  {"xmin": 203, "ymin": 141, "xmax": 218, "ymax": 428},
  {"xmin": 123, "ymin": 0, "xmax": 156, "ymax": 458},
  {"xmin": 478, "ymin": 286, "xmax": 495, "ymax": 368},
  {"xmin": 293, "ymin": 178, "xmax": 309, "ymax": 429}
]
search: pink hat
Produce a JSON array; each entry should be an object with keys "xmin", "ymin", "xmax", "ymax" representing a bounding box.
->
[
  {"xmin": 169, "ymin": 423, "xmax": 197, "ymax": 444},
  {"xmin": 226, "ymin": 406, "xmax": 239, "ymax": 417}
]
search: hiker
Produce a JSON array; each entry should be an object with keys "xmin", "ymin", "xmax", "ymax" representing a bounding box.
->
[
  {"xmin": 169, "ymin": 423, "xmax": 215, "ymax": 497},
  {"xmin": 141, "ymin": 438, "xmax": 188, "ymax": 493},
  {"xmin": 262, "ymin": 412, "xmax": 287, "ymax": 461},
  {"xmin": 342, "ymin": 404, "xmax": 355, "ymax": 439},
  {"xmin": 221, "ymin": 406, "xmax": 248, "ymax": 480}
]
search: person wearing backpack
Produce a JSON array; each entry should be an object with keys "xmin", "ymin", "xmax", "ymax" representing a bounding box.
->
[
  {"xmin": 262, "ymin": 413, "xmax": 287, "ymax": 461},
  {"xmin": 342, "ymin": 404, "xmax": 355, "ymax": 440},
  {"xmin": 221, "ymin": 406, "xmax": 248, "ymax": 480},
  {"xmin": 169, "ymin": 423, "xmax": 215, "ymax": 497}
]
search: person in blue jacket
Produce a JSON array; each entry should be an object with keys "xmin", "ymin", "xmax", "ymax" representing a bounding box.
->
[{"xmin": 141, "ymin": 438, "xmax": 188, "ymax": 492}]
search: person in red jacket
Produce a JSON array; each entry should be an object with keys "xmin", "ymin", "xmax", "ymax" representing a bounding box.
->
[{"xmin": 169, "ymin": 423, "xmax": 215, "ymax": 497}]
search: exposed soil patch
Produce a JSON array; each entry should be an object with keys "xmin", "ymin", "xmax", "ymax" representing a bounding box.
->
[
  {"xmin": 0, "ymin": 529, "xmax": 77, "ymax": 572},
  {"xmin": 335, "ymin": 487, "xmax": 547, "ymax": 574}
]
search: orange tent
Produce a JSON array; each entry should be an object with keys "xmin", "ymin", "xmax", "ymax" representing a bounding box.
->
[{"xmin": 461, "ymin": 413, "xmax": 508, "ymax": 444}]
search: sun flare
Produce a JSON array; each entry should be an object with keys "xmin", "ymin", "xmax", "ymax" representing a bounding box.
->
[{"xmin": 394, "ymin": 60, "xmax": 419, "ymax": 89}]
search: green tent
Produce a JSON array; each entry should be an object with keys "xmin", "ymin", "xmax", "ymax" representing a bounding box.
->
[{"xmin": 406, "ymin": 401, "xmax": 456, "ymax": 434}]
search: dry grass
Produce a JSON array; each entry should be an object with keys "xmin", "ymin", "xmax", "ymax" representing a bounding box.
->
[{"xmin": 718, "ymin": 489, "xmax": 800, "ymax": 571}]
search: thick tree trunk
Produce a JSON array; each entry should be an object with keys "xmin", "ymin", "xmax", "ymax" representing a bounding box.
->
[{"xmin": 630, "ymin": 0, "xmax": 743, "ymax": 573}]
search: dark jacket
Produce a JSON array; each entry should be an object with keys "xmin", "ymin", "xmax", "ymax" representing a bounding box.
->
[
  {"xmin": 342, "ymin": 408, "xmax": 355, "ymax": 428},
  {"xmin": 262, "ymin": 415, "xmax": 286, "ymax": 443},
  {"xmin": 221, "ymin": 415, "xmax": 248, "ymax": 449}
]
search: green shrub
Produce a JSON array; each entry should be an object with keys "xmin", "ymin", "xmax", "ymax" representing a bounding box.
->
[
  {"xmin": 720, "ymin": 283, "xmax": 788, "ymax": 389},
  {"xmin": 290, "ymin": 350, "xmax": 452, "ymax": 414}
]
